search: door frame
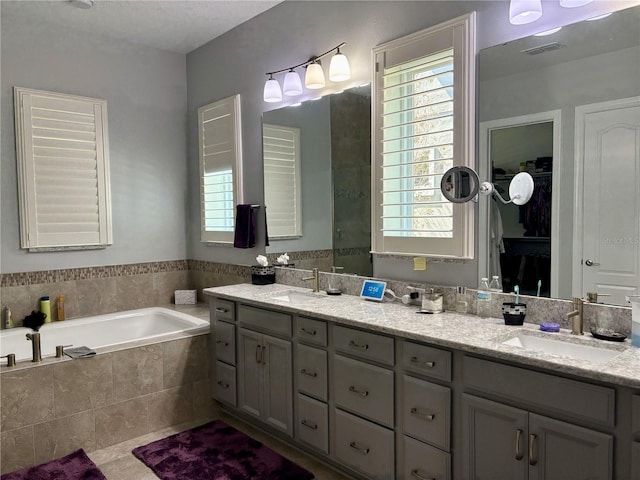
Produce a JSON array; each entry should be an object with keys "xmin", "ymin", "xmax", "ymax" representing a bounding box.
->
[
  {"xmin": 572, "ymin": 96, "xmax": 640, "ymax": 300},
  {"xmin": 479, "ymin": 110, "xmax": 561, "ymax": 297}
]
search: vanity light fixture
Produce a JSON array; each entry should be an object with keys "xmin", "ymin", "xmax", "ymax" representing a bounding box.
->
[
  {"xmin": 534, "ymin": 27, "xmax": 562, "ymax": 36},
  {"xmin": 263, "ymin": 42, "xmax": 350, "ymax": 102},
  {"xmin": 509, "ymin": 0, "xmax": 543, "ymax": 25}
]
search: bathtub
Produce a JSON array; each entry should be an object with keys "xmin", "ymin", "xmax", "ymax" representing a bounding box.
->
[{"xmin": 0, "ymin": 307, "xmax": 209, "ymax": 362}]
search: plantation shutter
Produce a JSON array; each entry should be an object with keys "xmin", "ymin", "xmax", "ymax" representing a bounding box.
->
[
  {"xmin": 263, "ymin": 124, "xmax": 302, "ymax": 238},
  {"xmin": 199, "ymin": 95, "xmax": 243, "ymax": 243},
  {"xmin": 14, "ymin": 87, "xmax": 112, "ymax": 251}
]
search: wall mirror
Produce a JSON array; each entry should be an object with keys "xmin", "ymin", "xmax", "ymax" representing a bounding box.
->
[
  {"xmin": 478, "ymin": 5, "xmax": 640, "ymax": 306},
  {"xmin": 262, "ymin": 85, "xmax": 372, "ymax": 276}
]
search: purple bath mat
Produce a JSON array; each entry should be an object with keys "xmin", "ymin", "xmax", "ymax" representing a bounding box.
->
[
  {"xmin": 0, "ymin": 449, "xmax": 105, "ymax": 480},
  {"xmin": 132, "ymin": 420, "xmax": 315, "ymax": 480}
]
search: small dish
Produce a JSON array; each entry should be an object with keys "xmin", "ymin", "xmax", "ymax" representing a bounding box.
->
[{"xmin": 590, "ymin": 328, "xmax": 627, "ymax": 342}]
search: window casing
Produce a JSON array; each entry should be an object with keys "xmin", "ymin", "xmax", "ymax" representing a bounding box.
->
[
  {"xmin": 198, "ymin": 95, "xmax": 243, "ymax": 244},
  {"xmin": 372, "ymin": 13, "xmax": 476, "ymax": 258},
  {"xmin": 262, "ymin": 123, "xmax": 302, "ymax": 239},
  {"xmin": 14, "ymin": 87, "xmax": 112, "ymax": 251}
]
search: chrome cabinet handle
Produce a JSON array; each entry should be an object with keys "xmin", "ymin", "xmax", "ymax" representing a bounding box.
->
[
  {"xmin": 215, "ymin": 307, "xmax": 229, "ymax": 313},
  {"xmin": 301, "ymin": 419, "xmax": 318, "ymax": 430},
  {"xmin": 529, "ymin": 434, "xmax": 538, "ymax": 466},
  {"xmin": 585, "ymin": 259, "xmax": 600, "ymax": 267},
  {"xmin": 255, "ymin": 345, "xmax": 261, "ymax": 364},
  {"xmin": 300, "ymin": 327, "xmax": 317, "ymax": 336},
  {"xmin": 348, "ymin": 340, "xmax": 369, "ymax": 350},
  {"xmin": 216, "ymin": 340, "xmax": 229, "ymax": 347},
  {"xmin": 410, "ymin": 470, "xmax": 435, "ymax": 480},
  {"xmin": 348, "ymin": 385, "xmax": 369, "ymax": 397},
  {"xmin": 410, "ymin": 407, "xmax": 435, "ymax": 421},
  {"xmin": 410, "ymin": 356, "xmax": 435, "ymax": 368},
  {"xmin": 261, "ymin": 345, "xmax": 266, "ymax": 365},
  {"xmin": 300, "ymin": 369, "xmax": 318, "ymax": 378},
  {"xmin": 349, "ymin": 441, "xmax": 370, "ymax": 455},
  {"xmin": 515, "ymin": 429, "xmax": 523, "ymax": 461},
  {"xmin": 216, "ymin": 381, "xmax": 229, "ymax": 389}
]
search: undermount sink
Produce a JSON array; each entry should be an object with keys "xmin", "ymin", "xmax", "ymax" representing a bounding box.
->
[
  {"xmin": 269, "ymin": 290, "xmax": 321, "ymax": 304},
  {"xmin": 502, "ymin": 332, "xmax": 623, "ymax": 363}
]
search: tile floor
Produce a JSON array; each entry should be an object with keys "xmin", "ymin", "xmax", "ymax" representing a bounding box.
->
[{"xmin": 88, "ymin": 411, "xmax": 353, "ymax": 480}]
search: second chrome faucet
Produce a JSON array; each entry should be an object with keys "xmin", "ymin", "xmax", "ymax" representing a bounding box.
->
[
  {"xmin": 564, "ymin": 297, "xmax": 584, "ymax": 335},
  {"xmin": 302, "ymin": 268, "xmax": 319, "ymax": 293}
]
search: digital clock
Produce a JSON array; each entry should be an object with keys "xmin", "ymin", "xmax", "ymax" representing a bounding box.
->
[{"xmin": 359, "ymin": 280, "xmax": 387, "ymax": 302}]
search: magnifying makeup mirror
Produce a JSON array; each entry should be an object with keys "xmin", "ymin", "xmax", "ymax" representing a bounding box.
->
[
  {"xmin": 479, "ymin": 172, "xmax": 535, "ymax": 205},
  {"xmin": 440, "ymin": 167, "xmax": 535, "ymax": 205}
]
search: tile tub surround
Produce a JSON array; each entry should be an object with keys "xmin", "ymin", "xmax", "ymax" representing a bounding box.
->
[
  {"xmin": 0, "ymin": 306, "xmax": 213, "ymax": 475},
  {"xmin": 204, "ymin": 282, "xmax": 640, "ymax": 388}
]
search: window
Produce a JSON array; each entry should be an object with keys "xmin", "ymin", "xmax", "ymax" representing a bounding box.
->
[
  {"xmin": 14, "ymin": 87, "xmax": 112, "ymax": 251},
  {"xmin": 372, "ymin": 13, "xmax": 475, "ymax": 258},
  {"xmin": 198, "ymin": 95, "xmax": 243, "ymax": 243},
  {"xmin": 262, "ymin": 123, "xmax": 302, "ymax": 239}
]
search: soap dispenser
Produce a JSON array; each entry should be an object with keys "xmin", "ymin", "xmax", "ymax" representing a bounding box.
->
[{"xmin": 628, "ymin": 295, "xmax": 640, "ymax": 347}]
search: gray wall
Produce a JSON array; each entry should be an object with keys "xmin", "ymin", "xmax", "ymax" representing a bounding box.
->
[
  {"xmin": 186, "ymin": 0, "xmax": 629, "ymax": 286},
  {"xmin": 1, "ymin": 4, "xmax": 188, "ymax": 274}
]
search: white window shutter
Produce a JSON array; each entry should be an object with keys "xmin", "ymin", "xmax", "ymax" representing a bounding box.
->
[
  {"xmin": 199, "ymin": 95, "xmax": 243, "ymax": 243},
  {"xmin": 263, "ymin": 124, "xmax": 302, "ymax": 239},
  {"xmin": 14, "ymin": 87, "xmax": 112, "ymax": 251}
]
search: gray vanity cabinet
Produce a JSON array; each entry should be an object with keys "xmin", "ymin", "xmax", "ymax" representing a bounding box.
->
[
  {"xmin": 237, "ymin": 326, "xmax": 293, "ymax": 436},
  {"xmin": 462, "ymin": 394, "xmax": 613, "ymax": 480},
  {"xmin": 212, "ymin": 298, "xmax": 237, "ymax": 407}
]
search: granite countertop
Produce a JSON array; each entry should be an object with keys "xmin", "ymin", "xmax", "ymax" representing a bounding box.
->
[{"xmin": 204, "ymin": 283, "xmax": 640, "ymax": 389}]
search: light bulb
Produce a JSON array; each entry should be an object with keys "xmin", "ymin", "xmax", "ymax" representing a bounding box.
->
[
  {"xmin": 282, "ymin": 70, "xmax": 303, "ymax": 96},
  {"xmin": 305, "ymin": 62, "xmax": 325, "ymax": 89},
  {"xmin": 263, "ymin": 76, "xmax": 282, "ymax": 103},
  {"xmin": 509, "ymin": 0, "xmax": 543, "ymax": 25},
  {"xmin": 329, "ymin": 49, "xmax": 351, "ymax": 82}
]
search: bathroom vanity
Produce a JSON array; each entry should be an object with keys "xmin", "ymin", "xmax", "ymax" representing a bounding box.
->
[{"xmin": 204, "ymin": 284, "xmax": 640, "ymax": 480}]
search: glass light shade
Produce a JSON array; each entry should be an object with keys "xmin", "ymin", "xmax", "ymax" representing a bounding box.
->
[
  {"xmin": 329, "ymin": 52, "xmax": 351, "ymax": 82},
  {"xmin": 282, "ymin": 71, "xmax": 303, "ymax": 96},
  {"xmin": 509, "ymin": 0, "xmax": 543, "ymax": 25},
  {"xmin": 263, "ymin": 78, "xmax": 282, "ymax": 103},
  {"xmin": 560, "ymin": 0, "xmax": 592, "ymax": 7},
  {"xmin": 305, "ymin": 63, "xmax": 325, "ymax": 89}
]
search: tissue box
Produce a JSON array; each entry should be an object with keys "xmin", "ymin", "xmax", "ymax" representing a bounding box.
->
[{"xmin": 175, "ymin": 290, "xmax": 197, "ymax": 305}]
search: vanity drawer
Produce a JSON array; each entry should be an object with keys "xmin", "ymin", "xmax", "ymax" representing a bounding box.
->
[
  {"xmin": 333, "ymin": 325, "xmax": 394, "ymax": 366},
  {"xmin": 333, "ymin": 355, "xmax": 394, "ymax": 428},
  {"xmin": 463, "ymin": 356, "xmax": 615, "ymax": 427},
  {"xmin": 297, "ymin": 316, "xmax": 327, "ymax": 347},
  {"xmin": 212, "ymin": 298, "xmax": 235, "ymax": 322},
  {"xmin": 334, "ymin": 408, "xmax": 395, "ymax": 480},
  {"xmin": 402, "ymin": 375, "xmax": 451, "ymax": 451},
  {"xmin": 215, "ymin": 320, "xmax": 236, "ymax": 365},
  {"xmin": 296, "ymin": 344, "xmax": 327, "ymax": 402},
  {"xmin": 215, "ymin": 361, "xmax": 236, "ymax": 406},
  {"xmin": 403, "ymin": 341, "xmax": 452, "ymax": 383},
  {"xmin": 403, "ymin": 435, "xmax": 451, "ymax": 480},
  {"xmin": 632, "ymin": 395, "xmax": 640, "ymax": 437},
  {"xmin": 297, "ymin": 393, "xmax": 328, "ymax": 454},
  {"xmin": 238, "ymin": 304, "xmax": 292, "ymax": 338}
]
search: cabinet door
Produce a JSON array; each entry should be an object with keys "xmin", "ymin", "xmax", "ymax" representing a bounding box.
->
[
  {"xmin": 237, "ymin": 328, "xmax": 263, "ymax": 419},
  {"xmin": 462, "ymin": 394, "xmax": 528, "ymax": 480},
  {"xmin": 263, "ymin": 334, "xmax": 293, "ymax": 436},
  {"xmin": 528, "ymin": 413, "xmax": 612, "ymax": 480}
]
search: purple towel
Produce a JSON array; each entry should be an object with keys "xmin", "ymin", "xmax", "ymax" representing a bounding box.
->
[{"xmin": 233, "ymin": 204, "xmax": 258, "ymax": 248}]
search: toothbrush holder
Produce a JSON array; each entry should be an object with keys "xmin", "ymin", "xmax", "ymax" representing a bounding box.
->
[{"xmin": 502, "ymin": 302, "xmax": 527, "ymax": 326}]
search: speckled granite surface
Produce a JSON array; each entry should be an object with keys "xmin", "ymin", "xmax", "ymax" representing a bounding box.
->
[{"xmin": 204, "ymin": 283, "xmax": 640, "ymax": 389}]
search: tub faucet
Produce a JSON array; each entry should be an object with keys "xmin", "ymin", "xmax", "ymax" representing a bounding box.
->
[
  {"xmin": 303, "ymin": 268, "xmax": 320, "ymax": 293},
  {"xmin": 564, "ymin": 297, "xmax": 584, "ymax": 335},
  {"xmin": 26, "ymin": 332, "xmax": 42, "ymax": 362}
]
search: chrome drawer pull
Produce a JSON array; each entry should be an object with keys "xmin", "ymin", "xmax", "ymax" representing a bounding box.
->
[
  {"xmin": 301, "ymin": 419, "xmax": 318, "ymax": 430},
  {"xmin": 216, "ymin": 340, "xmax": 229, "ymax": 347},
  {"xmin": 348, "ymin": 340, "xmax": 369, "ymax": 350},
  {"xmin": 300, "ymin": 369, "xmax": 318, "ymax": 378},
  {"xmin": 215, "ymin": 307, "xmax": 229, "ymax": 313},
  {"xmin": 410, "ymin": 356, "xmax": 435, "ymax": 368},
  {"xmin": 410, "ymin": 407, "xmax": 435, "ymax": 421},
  {"xmin": 348, "ymin": 385, "xmax": 369, "ymax": 397},
  {"xmin": 410, "ymin": 470, "xmax": 435, "ymax": 480},
  {"xmin": 349, "ymin": 441, "xmax": 370, "ymax": 455},
  {"xmin": 255, "ymin": 345, "xmax": 261, "ymax": 364},
  {"xmin": 216, "ymin": 381, "xmax": 230, "ymax": 389},
  {"xmin": 529, "ymin": 434, "xmax": 538, "ymax": 466},
  {"xmin": 300, "ymin": 327, "xmax": 317, "ymax": 336},
  {"xmin": 515, "ymin": 429, "xmax": 523, "ymax": 461}
]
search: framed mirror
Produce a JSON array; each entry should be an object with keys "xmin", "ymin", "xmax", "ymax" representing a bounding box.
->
[
  {"xmin": 440, "ymin": 166, "xmax": 479, "ymax": 203},
  {"xmin": 478, "ymin": 5, "xmax": 640, "ymax": 306},
  {"xmin": 262, "ymin": 85, "xmax": 372, "ymax": 276}
]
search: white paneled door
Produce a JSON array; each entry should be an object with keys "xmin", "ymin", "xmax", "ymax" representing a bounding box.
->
[{"xmin": 576, "ymin": 97, "xmax": 640, "ymax": 306}]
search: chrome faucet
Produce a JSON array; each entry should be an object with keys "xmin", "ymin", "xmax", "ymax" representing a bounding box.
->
[
  {"xmin": 26, "ymin": 332, "xmax": 42, "ymax": 362},
  {"xmin": 564, "ymin": 297, "xmax": 584, "ymax": 335},
  {"xmin": 303, "ymin": 268, "xmax": 320, "ymax": 293}
]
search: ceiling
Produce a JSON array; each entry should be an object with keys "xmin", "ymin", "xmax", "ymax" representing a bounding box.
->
[{"xmin": 1, "ymin": 0, "xmax": 283, "ymax": 54}]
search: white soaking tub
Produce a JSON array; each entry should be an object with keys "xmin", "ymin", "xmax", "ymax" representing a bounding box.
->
[{"xmin": 0, "ymin": 307, "xmax": 209, "ymax": 362}]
